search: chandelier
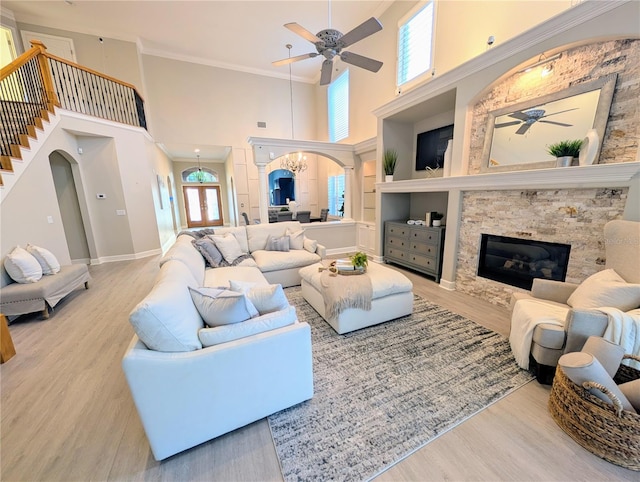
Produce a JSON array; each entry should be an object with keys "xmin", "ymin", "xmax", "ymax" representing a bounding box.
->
[
  {"xmin": 281, "ymin": 152, "xmax": 307, "ymax": 175},
  {"xmin": 280, "ymin": 44, "xmax": 307, "ymax": 177}
]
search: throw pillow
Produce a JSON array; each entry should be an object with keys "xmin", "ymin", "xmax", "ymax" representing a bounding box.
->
[
  {"xmin": 265, "ymin": 235, "xmax": 290, "ymax": 252},
  {"xmin": 189, "ymin": 286, "xmax": 259, "ymax": 327},
  {"xmin": 192, "ymin": 238, "xmax": 223, "ymax": 268},
  {"xmin": 4, "ymin": 246, "xmax": 43, "ymax": 284},
  {"xmin": 26, "ymin": 244, "xmax": 61, "ymax": 275},
  {"xmin": 210, "ymin": 233, "xmax": 244, "ymax": 264},
  {"xmin": 567, "ymin": 269, "xmax": 640, "ymax": 312},
  {"xmin": 303, "ymin": 237, "xmax": 318, "ymax": 253},
  {"xmin": 286, "ymin": 228, "xmax": 305, "ymax": 250},
  {"xmin": 229, "ymin": 280, "xmax": 289, "ymax": 314}
]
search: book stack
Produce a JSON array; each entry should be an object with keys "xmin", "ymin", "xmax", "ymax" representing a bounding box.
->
[{"xmin": 334, "ymin": 259, "xmax": 356, "ymax": 271}]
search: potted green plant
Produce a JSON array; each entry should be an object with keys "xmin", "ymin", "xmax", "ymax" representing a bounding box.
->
[
  {"xmin": 383, "ymin": 149, "xmax": 397, "ymax": 182},
  {"xmin": 547, "ymin": 139, "xmax": 583, "ymax": 167},
  {"xmin": 350, "ymin": 251, "xmax": 368, "ymax": 272}
]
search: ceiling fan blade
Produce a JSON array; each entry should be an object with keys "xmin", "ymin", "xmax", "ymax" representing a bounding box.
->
[
  {"xmin": 509, "ymin": 111, "xmax": 532, "ymax": 121},
  {"xmin": 339, "ymin": 51, "xmax": 383, "ymax": 72},
  {"xmin": 515, "ymin": 123, "xmax": 532, "ymax": 135},
  {"xmin": 272, "ymin": 52, "xmax": 318, "ymax": 66},
  {"xmin": 339, "ymin": 17, "xmax": 383, "ymax": 48},
  {"xmin": 540, "ymin": 108, "xmax": 578, "ymax": 118},
  {"xmin": 495, "ymin": 120, "xmax": 522, "ymax": 128},
  {"xmin": 539, "ymin": 120, "xmax": 573, "ymax": 127},
  {"xmin": 320, "ymin": 59, "xmax": 333, "ymax": 85},
  {"xmin": 285, "ymin": 23, "xmax": 323, "ymax": 44}
]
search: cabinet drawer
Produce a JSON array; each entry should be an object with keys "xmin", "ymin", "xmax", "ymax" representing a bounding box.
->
[
  {"xmin": 385, "ymin": 247, "xmax": 407, "ymax": 260},
  {"xmin": 411, "ymin": 229, "xmax": 439, "ymax": 244},
  {"xmin": 386, "ymin": 236, "xmax": 408, "ymax": 249},
  {"xmin": 410, "ymin": 242, "xmax": 438, "ymax": 256},
  {"xmin": 386, "ymin": 224, "xmax": 409, "ymax": 238},
  {"xmin": 408, "ymin": 253, "xmax": 436, "ymax": 271}
]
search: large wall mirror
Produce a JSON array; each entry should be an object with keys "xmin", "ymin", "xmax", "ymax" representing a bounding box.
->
[{"xmin": 480, "ymin": 74, "xmax": 617, "ymax": 172}]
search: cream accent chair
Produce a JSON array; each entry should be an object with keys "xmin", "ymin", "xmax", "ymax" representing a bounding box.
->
[{"xmin": 510, "ymin": 219, "xmax": 640, "ymax": 383}]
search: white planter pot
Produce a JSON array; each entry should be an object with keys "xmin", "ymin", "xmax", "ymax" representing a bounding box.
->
[{"xmin": 385, "ymin": 175, "xmax": 394, "ymax": 182}]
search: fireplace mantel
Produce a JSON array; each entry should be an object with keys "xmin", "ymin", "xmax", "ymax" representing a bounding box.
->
[{"xmin": 378, "ymin": 162, "xmax": 640, "ymax": 193}]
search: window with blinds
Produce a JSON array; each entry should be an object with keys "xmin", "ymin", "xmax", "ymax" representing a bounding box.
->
[
  {"xmin": 397, "ymin": 1, "xmax": 435, "ymax": 87},
  {"xmin": 328, "ymin": 174, "xmax": 345, "ymax": 216},
  {"xmin": 328, "ymin": 70, "xmax": 349, "ymax": 142}
]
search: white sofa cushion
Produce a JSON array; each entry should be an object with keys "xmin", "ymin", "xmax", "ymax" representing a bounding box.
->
[
  {"xmin": 26, "ymin": 244, "xmax": 61, "ymax": 275},
  {"xmin": 211, "ymin": 226, "xmax": 249, "ymax": 254},
  {"xmin": 198, "ymin": 306, "xmax": 298, "ymax": 346},
  {"xmin": 303, "ymin": 237, "xmax": 318, "ymax": 253},
  {"xmin": 252, "ymin": 249, "xmax": 321, "ymax": 273},
  {"xmin": 567, "ymin": 268, "xmax": 640, "ymax": 312},
  {"xmin": 246, "ymin": 221, "xmax": 301, "ymax": 252},
  {"xmin": 4, "ymin": 246, "xmax": 43, "ymax": 284},
  {"xmin": 189, "ymin": 286, "xmax": 259, "ymax": 327},
  {"xmin": 160, "ymin": 239, "xmax": 206, "ymax": 285},
  {"xmin": 204, "ymin": 266, "xmax": 267, "ymax": 288},
  {"xmin": 210, "ymin": 233, "xmax": 245, "ymax": 264},
  {"xmin": 286, "ymin": 228, "xmax": 305, "ymax": 250},
  {"xmin": 129, "ymin": 260, "xmax": 204, "ymax": 352},
  {"xmin": 229, "ymin": 280, "xmax": 289, "ymax": 314}
]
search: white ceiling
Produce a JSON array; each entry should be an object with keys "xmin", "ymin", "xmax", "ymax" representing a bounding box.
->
[
  {"xmin": 3, "ymin": 0, "xmax": 394, "ymax": 83},
  {"xmin": 3, "ymin": 0, "xmax": 395, "ymax": 161}
]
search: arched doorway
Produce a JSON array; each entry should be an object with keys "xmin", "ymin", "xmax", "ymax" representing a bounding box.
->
[{"xmin": 49, "ymin": 151, "xmax": 91, "ymax": 262}]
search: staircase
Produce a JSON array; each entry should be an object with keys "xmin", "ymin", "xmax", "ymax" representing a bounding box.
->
[{"xmin": 0, "ymin": 40, "xmax": 146, "ymax": 200}]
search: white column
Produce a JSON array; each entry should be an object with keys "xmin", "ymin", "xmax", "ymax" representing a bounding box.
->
[
  {"xmin": 257, "ymin": 164, "xmax": 269, "ymax": 223},
  {"xmin": 343, "ymin": 166, "xmax": 354, "ymax": 221}
]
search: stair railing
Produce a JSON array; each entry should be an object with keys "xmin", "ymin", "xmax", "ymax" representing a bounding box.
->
[{"xmin": 1, "ymin": 40, "xmax": 147, "ymax": 159}]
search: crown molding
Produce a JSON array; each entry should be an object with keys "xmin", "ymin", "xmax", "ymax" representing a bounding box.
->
[
  {"xmin": 140, "ymin": 47, "xmax": 314, "ymax": 84},
  {"xmin": 1, "ymin": 6, "xmax": 16, "ymax": 21},
  {"xmin": 354, "ymin": 137, "xmax": 377, "ymax": 155}
]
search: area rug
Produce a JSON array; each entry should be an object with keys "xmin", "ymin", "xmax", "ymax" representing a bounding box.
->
[{"xmin": 268, "ymin": 288, "xmax": 533, "ymax": 481}]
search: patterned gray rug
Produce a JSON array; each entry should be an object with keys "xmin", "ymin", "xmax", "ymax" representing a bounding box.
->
[{"xmin": 268, "ymin": 288, "xmax": 533, "ymax": 481}]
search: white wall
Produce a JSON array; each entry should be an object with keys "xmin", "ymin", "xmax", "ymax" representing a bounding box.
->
[
  {"xmin": 316, "ymin": 0, "xmax": 572, "ymax": 145},
  {"xmin": 1, "ymin": 112, "xmax": 166, "ymax": 286}
]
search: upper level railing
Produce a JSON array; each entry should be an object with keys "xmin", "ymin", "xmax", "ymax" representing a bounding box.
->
[{"xmin": 0, "ymin": 40, "xmax": 146, "ymax": 158}]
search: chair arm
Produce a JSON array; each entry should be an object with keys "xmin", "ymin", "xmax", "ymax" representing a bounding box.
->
[
  {"xmin": 316, "ymin": 243, "xmax": 327, "ymax": 259},
  {"xmin": 122, "ymin": 322, "xmax": 313, "ymax": 460},
  {"xmin": 563, "ymin": 309, "xmax": 609, "ymax": 353},
  {"xmin": 531, "ymin": 279, "xmax": 579, "ymax": 304}
]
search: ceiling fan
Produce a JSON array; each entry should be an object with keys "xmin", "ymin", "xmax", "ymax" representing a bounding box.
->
[
  {"xmin": 495, "ymin": 108, "xmax": 578, "ymax": 135},
  {"xmin": 273, "ymin": 15, "xmax": 384, "ymax": 85}
]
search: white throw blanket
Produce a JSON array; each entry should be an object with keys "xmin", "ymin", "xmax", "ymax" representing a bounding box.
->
[
  {"xmin": 600, "ymin": 307, "xmax": 640, "ymax": 370},
  {"xmin": 509, "ymin": 299, "xmax": 567, "ymax": 370}
]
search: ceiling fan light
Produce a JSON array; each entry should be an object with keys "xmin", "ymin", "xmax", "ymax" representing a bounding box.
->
[{"xmin": 541, "ymin": 64, "xmax": 554, "ymax": 77}]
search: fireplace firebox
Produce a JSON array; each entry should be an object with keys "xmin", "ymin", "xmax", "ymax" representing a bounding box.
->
[{"xmin": 477, "ymin": 234, "xmax": 571, "ymax": 290}]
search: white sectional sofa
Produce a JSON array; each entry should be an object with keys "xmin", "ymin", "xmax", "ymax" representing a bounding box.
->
[{"xmin": 122, "ymin": 221, "xmax": 322, "ymax": 460}]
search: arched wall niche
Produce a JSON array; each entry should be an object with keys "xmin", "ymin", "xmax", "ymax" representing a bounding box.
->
[{"xmin": 466, "ymin": 37, "xmax": 640, "ymax": 174}]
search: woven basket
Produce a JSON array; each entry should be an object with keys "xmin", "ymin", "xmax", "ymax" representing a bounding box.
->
[{"xmin": 548, "ymin": 355, "xmax": 640, "ymax": 471}]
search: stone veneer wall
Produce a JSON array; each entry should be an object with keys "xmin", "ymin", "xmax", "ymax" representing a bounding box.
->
[
  {"xmin": 468, "ymin": 39, "xmax": 640, "ymax": 174},
  {"xmin": 455, "ymin": 187, "xmax": 628, "ymax": 307}
]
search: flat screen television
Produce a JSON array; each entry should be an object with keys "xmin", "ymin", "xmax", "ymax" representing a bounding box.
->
[{"xmin": 416, "ymin": 124, "xmax": 454, "ymax": 171}]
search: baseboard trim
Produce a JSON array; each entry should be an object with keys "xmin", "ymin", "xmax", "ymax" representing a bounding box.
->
[
  {"xmin": 89, "ymin": 249, "xmax": 162, "ymax": 265},
  {"xmin": 439, "ymin": 279, "xmax": 456, "ymax": 291}
]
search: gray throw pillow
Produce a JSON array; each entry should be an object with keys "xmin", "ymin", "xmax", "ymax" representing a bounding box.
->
[
  {"xmin": 265, "ymin": 235, "xmax": 290, "ymax": 252},
  {"xmin": 192, "ymin": 238, "xmax": 223, "ymax": 267}
]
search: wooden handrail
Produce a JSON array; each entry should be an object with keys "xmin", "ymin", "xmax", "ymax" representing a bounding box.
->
[
  {"xmin": 41, "ymin": 48, "xmax": 145, "ymax": 101},
  {"xmin": 0, "ymin": 39, "xmax": 144, "ymax": 103}
]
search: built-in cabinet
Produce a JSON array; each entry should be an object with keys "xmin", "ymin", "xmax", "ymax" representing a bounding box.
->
[{"xmin": 384, "ymin": 221, "xmax": 446, "ymax": 282}]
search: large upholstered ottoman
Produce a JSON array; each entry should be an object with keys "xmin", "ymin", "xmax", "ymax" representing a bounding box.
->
[{"xmin": 299, "ymin": 261, "xmax": 413, "ymax": 334}]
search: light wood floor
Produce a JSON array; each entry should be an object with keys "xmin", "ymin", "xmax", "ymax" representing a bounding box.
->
[{"xmin": 1, "ymin": 257, "xmax": 637, "ymax": 481}]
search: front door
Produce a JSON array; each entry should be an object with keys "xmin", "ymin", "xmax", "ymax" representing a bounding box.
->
[{"xmin": 183, "ymin": 186, "xmax": 223, "ymax": 228}]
